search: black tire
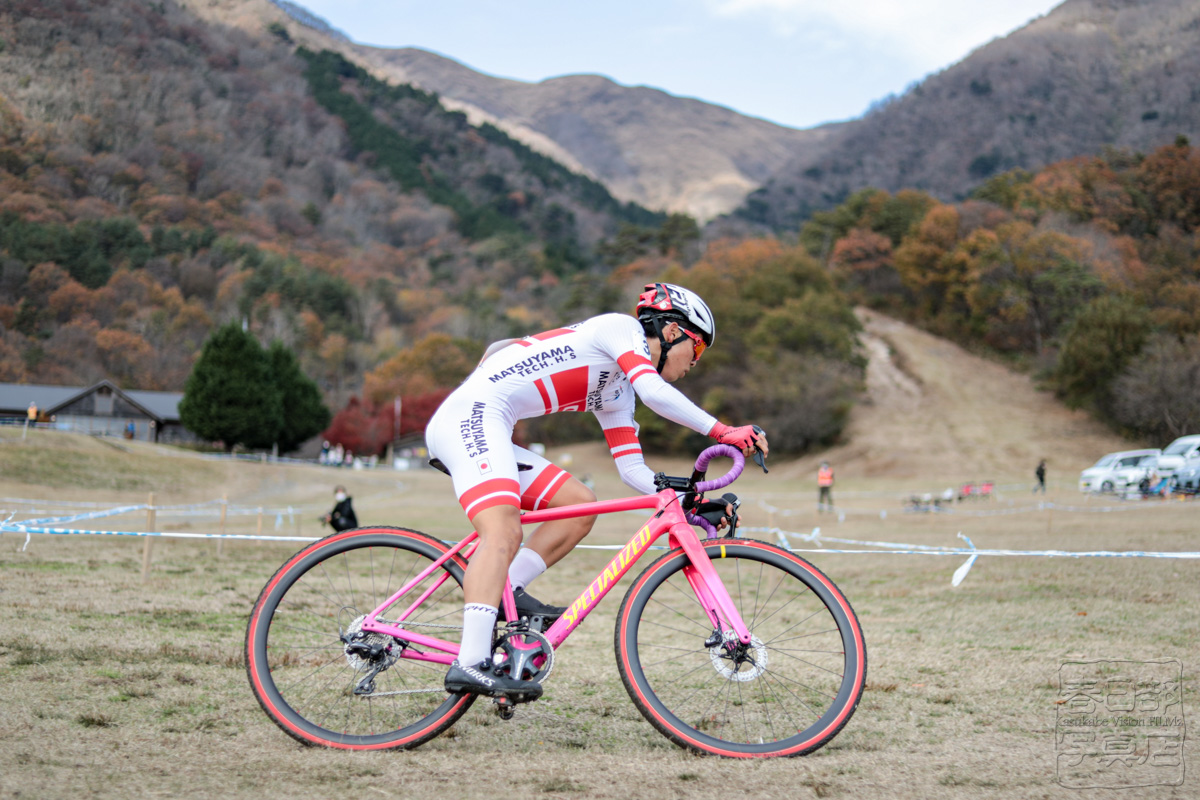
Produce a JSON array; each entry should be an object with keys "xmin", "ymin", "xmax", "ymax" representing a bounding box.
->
[
  {"xmin": 1101, "ymin": 480, "xmax": 1114, "ymax": 493},
  {"xmin": 615, "ymin": 539, "xmax": 866, "ymax": 758},
  {"xmin": 245, "ymin": 526, "xmax": 475, "ymax": 750}
]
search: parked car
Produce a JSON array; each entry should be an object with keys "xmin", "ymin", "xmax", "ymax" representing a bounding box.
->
[
  {"xmin": 1170, "ymin": 459, "xmax": 1200, "ymax": 495},
  {"xmin": 1078, "ymin": 449, "xmax": 1161, "ymax": 493},
  {"xmin": 1154, "ymin": 434, "xmax": 1200, "ymax": 478},
  {"xmin": 1111, "ymin": 454, "xmax": 1162, "ymax": 494}
]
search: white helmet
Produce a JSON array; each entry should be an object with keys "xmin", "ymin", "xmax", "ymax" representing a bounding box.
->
[{"xmin": 635, "ymin": 283, "xmax": 715, "ymax": 347}]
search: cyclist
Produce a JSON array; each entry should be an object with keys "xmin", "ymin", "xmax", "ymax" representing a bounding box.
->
[{"xmin": 425, "ymin": 282, "xmax": 768, "ymax": 701}]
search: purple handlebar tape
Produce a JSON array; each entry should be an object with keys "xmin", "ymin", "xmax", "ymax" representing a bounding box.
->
[
  {"xmin": 686, "ymin": 512, "xmax": 720, "ymax": 539},
  {"xmin": 693, "ymin": 444, "xmax": 745, "ymax": 493}
]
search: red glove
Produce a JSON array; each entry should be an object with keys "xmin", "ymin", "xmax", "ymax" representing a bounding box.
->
[{"xmin": 708, "ymin": 422, "xmax": 761, "ymax": 451}]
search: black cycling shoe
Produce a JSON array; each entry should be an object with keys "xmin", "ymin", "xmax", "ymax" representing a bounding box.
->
[
  {"xmin": 498, "ymin": 587, "xmax": 567, "ymax": 624},
  {"xmin": 444, "ymin": 658, "xmax": 543, "ymax": 702}
]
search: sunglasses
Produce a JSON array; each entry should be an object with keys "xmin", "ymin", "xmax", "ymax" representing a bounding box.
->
[{"xmin": 678, "ymin": 327, "xmax": 707, "ymax": 364}]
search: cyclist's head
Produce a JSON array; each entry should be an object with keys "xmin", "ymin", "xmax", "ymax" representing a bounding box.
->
[{"xmin": 636, "ymin": 283, "xmax": 714, "ymax": 372}]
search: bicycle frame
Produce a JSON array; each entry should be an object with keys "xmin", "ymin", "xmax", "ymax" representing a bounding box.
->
[{"xmin": 358, "ymin": 489, "xmax": 753, "ymax": 665}]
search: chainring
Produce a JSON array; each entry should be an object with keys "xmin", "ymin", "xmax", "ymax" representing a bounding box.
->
[{"xmin": 492, "ymin": 628, "xmax": 555, "ymax": 684}]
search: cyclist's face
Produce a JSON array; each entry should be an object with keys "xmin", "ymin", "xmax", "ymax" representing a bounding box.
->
[{"xmin": 660, "ymin": 324, "xmax": 696, "ymax": 382}]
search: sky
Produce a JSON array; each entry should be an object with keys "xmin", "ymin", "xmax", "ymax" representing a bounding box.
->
[{"xmin": 292, "ymin": 0, "xmax": 1066, "ymax": 130}]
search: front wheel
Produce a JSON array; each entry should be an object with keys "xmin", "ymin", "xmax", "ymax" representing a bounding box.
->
[
  {"xmin": 615, "ymin": 540, "xmax": 866, "ymax": 758},
  {"xmin": 245, "ymin": 527, "xmax": 475, "ymax": 750}
]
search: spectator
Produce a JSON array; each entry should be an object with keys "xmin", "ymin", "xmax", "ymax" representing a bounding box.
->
[
  {"xmin": 1033, "ymin": 460, "xmax": 1047, "ymax": 494},
  {"xmin": 817, "ymin": 461, "xmax": 835, "ymax": 512},
  {"xmin": 322, "ymin": 485, "xmax": 358, "ymax": 531},
  {"xmin": 319, "ymin": 440, "xmax": 331, "ymax": 465}
]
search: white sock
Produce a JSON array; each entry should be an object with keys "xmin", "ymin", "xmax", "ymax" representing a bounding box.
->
[
  {"xmin": 458, "ymin": 603, "xmax": 498, "ymax": 666},
  {"xmin": 508, "ymin": 548, "xmax": 548, "ymax": 592}
]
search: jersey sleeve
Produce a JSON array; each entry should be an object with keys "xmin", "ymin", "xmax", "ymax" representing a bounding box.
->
[
  {"xmin": 593, "ymin": 314, "xmax": 718, "ymax": 435},
  {"xmin": 593, "ymin": 406, "xmax": 657, "ymax": 495}
]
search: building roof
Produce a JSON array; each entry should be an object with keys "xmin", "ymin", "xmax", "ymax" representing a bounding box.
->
[
  {"xmin": 0, "ymin": 383, "xmax": 82, "ymax": 414},
  {"xmin": 125, "ymin": 389, "xmax": 182, "ymax": 420},
  {"xmin": 0, "ymin": 381, "xmax": 183, "ymax": 422}
]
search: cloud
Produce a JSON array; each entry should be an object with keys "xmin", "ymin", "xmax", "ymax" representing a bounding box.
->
[{"xmin": 705, "ymin": 0, "xmax": 1061, "ymax": 68}]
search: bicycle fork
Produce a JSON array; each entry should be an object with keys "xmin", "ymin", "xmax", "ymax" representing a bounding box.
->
[{"xmin": 670, "ymin": 527, "xmax": 753, "ymax": 647}]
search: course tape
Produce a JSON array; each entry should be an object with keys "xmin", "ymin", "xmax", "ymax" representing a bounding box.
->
[
  {"xmin": 740, "ymin": 526, "xmax": 1200, "ymax": 586},
  {"xmin": 759, "ymin": 498, "xmax": 1191, "ymax": 519}
]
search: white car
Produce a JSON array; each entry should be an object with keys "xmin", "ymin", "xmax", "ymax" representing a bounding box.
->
[
  {"xmin": 1078, "ymin": 449, "xmax": 1161, "ymax": 493},
  {"xmin": 1154, "ymin": 435, "xmax": 1200, "ymax": 478}
]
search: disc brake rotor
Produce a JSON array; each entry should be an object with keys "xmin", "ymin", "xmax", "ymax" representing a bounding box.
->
[
  {"xmin": 709, "ymin": 631, "xmax": 768, "ymax": 682},
  {"xmin": 342, "ymin": 613, "xmax": 395, "ymax": 671}
]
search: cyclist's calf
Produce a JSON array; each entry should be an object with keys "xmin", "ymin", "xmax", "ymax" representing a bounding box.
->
[{"xmin": 527, "ymin": 477, "xmax": 597, "ymax": 567}]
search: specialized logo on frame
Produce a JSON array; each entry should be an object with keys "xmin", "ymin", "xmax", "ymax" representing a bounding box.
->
[{"xmin": 1055, "ymin": 659, "xmax": 1185, "ymax": 788}]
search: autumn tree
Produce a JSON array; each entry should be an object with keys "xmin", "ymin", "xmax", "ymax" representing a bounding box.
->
[
  {"xmin": 962, "ymin": 222, "xmax": 1103, "ymax": 354},
  {"xmin": 1054, "ymin": 295, "xmax": 1152, "ymax": 413},
  {"xmin": 1110, "ymin": 335, "xmax": 1200, "ymax": 441},
  {"xmin": 363, "ymin": 333, "xmax": 482, "ymax": 404}
]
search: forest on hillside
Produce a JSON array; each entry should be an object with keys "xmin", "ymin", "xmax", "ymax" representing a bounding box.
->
[
  {"xmin": 0, "ymin": 0, "xmax": 864, "ymax": 454},
  {"xmin": 806, "ymin": 139, "xmax": 1200, "ymax": 444},
  {"xmin": 5, "ymin": 0, "xmax": 1195, "ymax": 457}
]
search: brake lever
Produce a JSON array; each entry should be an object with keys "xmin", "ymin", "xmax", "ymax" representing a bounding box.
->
[{"xmin": 751, "ymin": 425, "xmax": 769, "ymax": 474}]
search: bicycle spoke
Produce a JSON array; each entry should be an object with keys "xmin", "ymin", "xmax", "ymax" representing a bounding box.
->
[
  {"xmin": 249, "ymin": 531, "xmax": 472, "ymax": 748},
  {"xmin": 647, "ymin": 591, "xmax": 712, "ymax": 631},
  {"xmin": 768, "ymin": 646, "xmax": 846, "ymax": 677},
  {"xmin": 619, "ymin": 546, "xmax": 864, "ymax": 756}
]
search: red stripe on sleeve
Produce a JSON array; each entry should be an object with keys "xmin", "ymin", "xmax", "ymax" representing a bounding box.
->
[
  {"xmin": 617, "ymin": 352, "xmax": 653, "ymax": 374},
  {"xmin": 603, "ymin": 427, "xmax": 639, "ymax": 448}
]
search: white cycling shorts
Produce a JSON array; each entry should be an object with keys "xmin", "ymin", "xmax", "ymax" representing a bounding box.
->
[{"xmin": 425, "ymin": 394, "xmax": 571, "ymax": 520}]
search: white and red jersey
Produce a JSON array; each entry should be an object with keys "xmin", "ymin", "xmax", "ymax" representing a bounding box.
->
[{"xmin": 426, "ymin": 314, "xmax": 716, "ymax": 517}]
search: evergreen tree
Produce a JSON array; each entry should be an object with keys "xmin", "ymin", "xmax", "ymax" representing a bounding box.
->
[
  {"xmin": 268, "ymin": 340, "xmax": 331, "ymax": 453},
  {"xmin": 179, "ymin": 323, "xmax": 282, "ymax": 451}
]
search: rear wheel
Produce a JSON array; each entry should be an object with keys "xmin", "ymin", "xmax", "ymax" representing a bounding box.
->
[
  {"xmin": 615, "ymin": 540, "xmax": 866, "ymax": 758},
  {"xmin": 246, "ymin": 527, "xmax": 474, "ymax": 750}
]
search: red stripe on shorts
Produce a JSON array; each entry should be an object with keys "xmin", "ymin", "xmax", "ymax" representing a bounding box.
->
[
  {"xmin": 459, "ymin": 478, "xmax": 520, "ymax": 512},
  {"xmin": 521, "ymin": 464, "xmax": 568, "ymax": 511}
]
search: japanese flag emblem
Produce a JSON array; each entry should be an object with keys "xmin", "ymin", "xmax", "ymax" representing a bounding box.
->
[{"xmin": 478, "ymin": 459, "xmax": 493, "ymax": 475}]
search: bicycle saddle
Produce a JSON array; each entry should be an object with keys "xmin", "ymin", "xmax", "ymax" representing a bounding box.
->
[{"xmin": 428, "ymin": 458, "xmax": 532, "ymax": 476}]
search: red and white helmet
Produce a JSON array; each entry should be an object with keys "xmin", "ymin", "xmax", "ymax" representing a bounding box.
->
[{"xmin": 635, "ymin": 282, "xmax": 715, "ymax": 347}]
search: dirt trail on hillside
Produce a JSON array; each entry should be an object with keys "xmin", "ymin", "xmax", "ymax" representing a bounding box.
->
[{"xmin": 776, "ymin": 308, "xmax": 1131, "ymax": 484}]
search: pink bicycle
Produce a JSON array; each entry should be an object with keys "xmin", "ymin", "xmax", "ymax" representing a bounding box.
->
[{"xmin": 245, "ymin": 445, "xmax": 866, "ymax": 758}]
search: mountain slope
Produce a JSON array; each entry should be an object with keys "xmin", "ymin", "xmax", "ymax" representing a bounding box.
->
[
  {"xmin": 778, "ymin": 308, "xmax": 1132, "ymax": 483},
  {"xmin": 740, "ymin": 0, "xmax": 1200, "ymax": 229},
  {"xmin": 191, "ymin": 0, "xmax": 836, "ymax": 222},
  {"xmin": 367, "ymin": 48, "xmax": 840, "ymax": 223}
]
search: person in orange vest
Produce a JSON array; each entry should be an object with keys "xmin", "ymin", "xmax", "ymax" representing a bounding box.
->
[{"xmin": 817, "ymin": 461, "xmax": 835, "ymax": 512}]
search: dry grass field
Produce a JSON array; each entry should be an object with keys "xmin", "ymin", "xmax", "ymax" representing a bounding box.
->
[{"xmin": 1, "ymin": 313, "xmax": 1197, "ymax": 799}]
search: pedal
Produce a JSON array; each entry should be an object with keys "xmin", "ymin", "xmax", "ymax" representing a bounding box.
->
[{"xmin": 493, "ymin": 696, "xmax": 516, "ymax": 721}]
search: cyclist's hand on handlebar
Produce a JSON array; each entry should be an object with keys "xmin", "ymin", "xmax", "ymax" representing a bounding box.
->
[{"xmin": 709, "ymin": 422, "xmax": 769, "ymax": 459}]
